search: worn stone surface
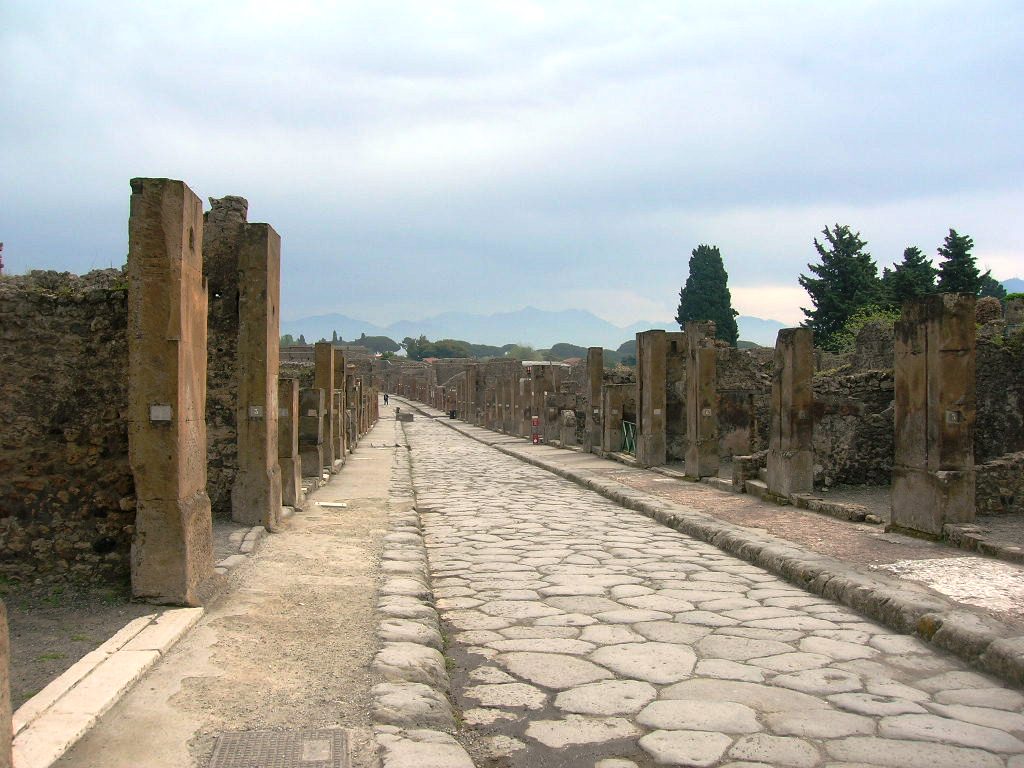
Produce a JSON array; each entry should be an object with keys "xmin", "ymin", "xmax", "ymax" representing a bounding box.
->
[
  {"xmin": 396, "ymin": 403, "xmax": 1024, "ymax": 767},
  {"xmin": 1, "ymin": 601, "xmax": 11, "ymax": 768},
  {"xmin": 127, "ymin": 178, "xmax": 213, "ymax": 605}
]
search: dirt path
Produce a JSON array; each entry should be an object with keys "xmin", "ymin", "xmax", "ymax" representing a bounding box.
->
[{"xmin": 55, "ymin": 416, "xmax": 398, "ymax": 768}]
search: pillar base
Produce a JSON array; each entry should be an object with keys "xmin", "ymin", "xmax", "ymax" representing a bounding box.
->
[
  {"xmin": 280, "ymin": 456, "xmax": 303, "ymax": 509},
  {"xmin": 766, "ymin": 448, "xmax": 813, "ymax": 498},
  {"xmin": 300, "ymin": 448, "xmax": 323, "ymax": 478},
  {"xmin": 891, "ymin": 466, "xmax": 975, "ymax": 536},
  {"xmin": 131, "ymin": 491, "xmax": 213, "ymax": 606}
]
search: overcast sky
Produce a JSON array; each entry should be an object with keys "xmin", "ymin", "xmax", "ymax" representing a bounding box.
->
[{"xmin": 2, "ymin": 1, "xmax": 1021, "ymax": 326}]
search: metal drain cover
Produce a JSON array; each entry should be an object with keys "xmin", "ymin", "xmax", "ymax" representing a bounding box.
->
[{"xmin": 209, "ymin": 729, "xmax": 350, "ymax": 768}]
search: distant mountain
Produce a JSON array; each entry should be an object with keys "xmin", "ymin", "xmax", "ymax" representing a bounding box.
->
[
  {"xmin": 280, "ymin": 313, "xmax": 389, "ymax": 342},
  {"xmin": 1003, "ymin": 277, "xmax": 1023, "ymax": 294},
  {"xmin": 281, "ymin": 306, "xmax": 791, "ymax": 350}
]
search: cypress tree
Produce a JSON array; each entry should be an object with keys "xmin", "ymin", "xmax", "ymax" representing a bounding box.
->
[
  {"xmin": 798, "ymin": 224, "xmax": 881, "ymax": 352},
  {"xmin": 935, "ymin": 229, "xmax": 983, "ymax": 294},
  {"xmin": 881, "ymin": 246, "xmax": 937, "ymax": 307},
  {"xmin": 675, "ymin": 244, "xmax": 739, "ymax": 345}
]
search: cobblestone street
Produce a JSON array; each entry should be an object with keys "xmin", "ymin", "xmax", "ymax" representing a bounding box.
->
[{"xmin": 403, "ymin": 414, "xmax": 1024, "ymax": 768}]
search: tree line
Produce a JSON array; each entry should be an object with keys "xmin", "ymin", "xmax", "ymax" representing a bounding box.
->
[{"xmin": 675, "ymin": 226, "xmax": 1009, "ymax": 353}]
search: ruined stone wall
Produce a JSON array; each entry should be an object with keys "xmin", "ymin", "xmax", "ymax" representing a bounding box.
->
[
  {"xmin": 812, "ymin": 370, "xmax": 894, "ymax": 487},
  {"xmin": 976, "ymin": 331, "xmax": 1024, "ymax": 463},
  {"xmin": 280, "ymin": 361, "xmax": 315, "ymax": 388},
  {"xmin": 0, "ymin": 270, "xmax": 135, "ymax": 583},
  {"xmin": 203, "ymin": 196, "xmax": 247, "ymax": 518}
]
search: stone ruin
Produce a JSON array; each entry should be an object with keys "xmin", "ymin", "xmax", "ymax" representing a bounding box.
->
[
  {"xmin": 0, "ymin": 178, "xmax": 380, "ymax": 600},
  {"xmin": 389, "ymin": 292, "xmax": 1024, "ymax": 538}
]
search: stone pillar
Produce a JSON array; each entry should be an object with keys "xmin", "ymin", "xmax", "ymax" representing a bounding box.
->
[
  {"xmin": 231, "ymin": 223, "xmax": 282, "ymax": 530},
  {"xmin": 584, "ymin": 347, "xmax": 603, "ymax": 452},
  {"xmin": 561, "ymin": 410, "xmax": 578, "ymax": 447},
  {"xmin": 602, "ymin": 385, "xmax": 625, "ymax": 453},
  {"xmin": 333, "ymin": 352, "xmax": 348, "ymax": 458},
  {"xmin": 299, "ymin": 388, "xmax": 325, "ymax": 477},
  {"xmin": 346, "ymin": 371, "xmax": 358, "ymax": 446},
  {"xmin": 767, "ymin": 328, "xmax": 814, "ymax": 497},
  {"xmin": 278, "ymin": 378, "xmax": 301, "ymax": 509},
  {"xmin": 519, "ymin": 377, "xmax": 532, "ymax": 437},
  {"xmin": 1, "ymin": 600, "xmax": 11, "ymax": 768},
  {"xmin": 685, "ymin": 322, "xmax": 719, "ymax": 479},
  {"xmin": 467, "ymin": 364, "xmax": 479, "ymax": 425},
  {"xmin": 127, "ymin": 177, "xmax": 213, "ymax": 605},
  {"xmin": 891, "ymin": 293, "xmax": 976, "ymax": 536},
  {"xmin": 636, "ymin": 331, "xmax": 667, "ymax": 467},
  {"xmin": 314, "ymin": 342, "xmax": 337, "ymax": 471},
  {"xmin": 333, "ymin": 390, "xmax": 345, "ymax": 461}
]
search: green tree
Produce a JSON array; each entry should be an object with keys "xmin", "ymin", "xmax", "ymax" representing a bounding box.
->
[
  {"xmin": 431, "ymin": 338, "xmax": 472, "ymax": 358},
  {"xmin": 881, "ymin": 246, "xmax": 936, "ymax": 307},
  {"xmin": 799, "ymin": 224, "xmax": 881, "ymax": 352},
  {"xmin": 401, "ymin": 335, "xmax": 432, "ymax": 360},
  {"xmin": 675, "ymin": 244, "xmax": 739, "ymax": 345},
  {"xmin": 297, "ymin": 333, "xmax": 307, "ymax": 345},
  {"xmin": 831, "ymin": 304, "xmax": 902, "ymax": 353},
  {"xmin": 935, "ymin": 229, "xmax": 987, "ymax": 294},
  {"xmin": 978, "ymin": 273, "xmax": 1007, "ymax": 299},
  {"xmin": 280, "ymin": 333, "xmax": 296, "ymax": 346},
  {"xmin": 331, "ymin": 329, "xmax": 338, "ymax": 343},
  {"xmin": 504, "ymin": 344, "xmax": 538, "ymax": 361}
]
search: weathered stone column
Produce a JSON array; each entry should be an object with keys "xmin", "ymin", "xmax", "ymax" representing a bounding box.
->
[
  {"xmin": 636, "ymin": 331, "xmax": 667, "ymax": 467},
  {"xmin": 333, "ymin": 352, "xmax": 348, "ymax": 458},
  {"xmin": 127, "ymin": 177, "xmax": 213, "ymax": 605},
  {"xmin": 467, "ymin": 363, "xmax": 479, "ymax": 425},
  {"xmin": 278, "ymin": 378, "xmax": 301, "ymax": 509},
  {"xmin": 299, "ymin": 388, "xmax": 325, "ymax": 477},
  {"xmin": 1, "ymin": 600, "xmax": 11, "ymax": 768},
  {"xmin": 891, "ymin": 293, "xmax": 976, "ymax": 536},
  {"xmin": 584, "ymin": 347, "xmax": 603, "ymax": 452},
  {"xmin": 333, "ymin": 390, "xmax": 345, "ymax": 461},
  {"xmin": 685, "ymin": 322, "xmax": 719, "ymax": 478},
  {"xmin": 519, "ymin": 377, "xmax": 532, "ymax": 437},
  {"xmin": 314, "ymin": 342, "xmax": 337, "ymax": 472},
  {"xmin": 602, "ymin": 385, "xmax": 626, "ymax": 453},
  {"xmin": 231, "ymin": 223, "xmax": 282, "ymax": 529},
  {"xmin": 767, "ymin": 328, "xmax": 814, "ymax": 497}
]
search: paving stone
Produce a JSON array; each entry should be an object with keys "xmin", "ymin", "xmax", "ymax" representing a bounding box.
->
[
  {"xmin": 637, "ymin": 700, "xmax": 761, "ymax": 733},
  {"xmin": 693, "ymin": 659, "xmax": 766, "ymax": 682},
  {"xmin": 590, "ymin": 642, "xmax": 696, "ymax": 684},
  {"xmin": 371, "ymin": 682, "xmax": 454, "ymax": 729},
  {"xmin": 935, "ymin": 687, "xmax": 1024, "ymax": 710},
  {"xmin": 379, "ymin": 619, "xmax": 443, "ymax": 649},
  {"xmin": 926, "ymin": 702, "xmax": 1024, "ymax": 732},
  {"xmin": 554, "ymin": 679, "xmax": 657, "ymax": 716},
  {"xmin": 479, "ymin": 600, "xmax": 562, "ymax": 619},
  {"xmin": 828, "ymin": 692, "xmax": 928, "ymax": 716},
  {"xmin": 609, "ymin": 585, "xmax": 653, "ymax": 599},
  {"xmin": 748, "ymin": 651, "xmax": 832, "ymax": 673},
  {"xmin": 535, "ymin": 612, "xmax": 599, "ymax": 626},
  {"xmin": 864, "ymin": 680, "xmax": 931, "ymax": 702},
  {"xmin": 462, "ymin": 708, "xmax": 522, "ymax": 726},
  {"xmin": 717, "ymin": 626, "xmax": 804, "ymax": 643},
  {"xmin": 764, "ymin": 709, "xmax": 875, "ymax": 738},
  {"xmin": 799, "ymin": 636, "xmax": 879, "ymax": 661},
  {"xmin": 698, "ymin": 597, "xmax": 762, "ymax": 611},
  {"xmin": 500, "ymin": 651, "xmax": 613, "ymax": 689},
  {"xmin": 696, "ymin": 634, "xmax": 793, "ymax": 661},
  {"xmin": 916, "ymin": 671, "xmax": 1002, "ymax": 693},
  {"xmin": 525, "ymin": 715, "xmax": 640, "ymax": 748},
  {"xmin": 376, "ymin": 727, "xmax": 474, "ymax": 768},
  {"xmin": 772, "ymin": 667, "xmax": 863, "ymax": 695},
  {"xmin": 744, "ymin": 616, "xmax": 838, "ymax": 631},
  {"xmin": 373, "ymin": 643, "xmax": 448, "ymax": 690},
  {"xmin": 728, "ymin": 734, "xmax": 820, "ymax": 768},
  {"xmin": 463, "ymin": 682, "xmax": 547, "ymax": 709},
  {"xmin": 867, "ymin": 633, "xmax": 933, "ymax": 655},
  {"xmin": 618, "ymin": 594, "xmax": 695, "ymax": 613},
  {"xmin": 381, "ymin": 577, "xmax": 432, "ymax": 600},
  {"xmin": 444, "ymin": 610, "xmax": 512, "ymax": 631},
  {"xmin": 435, "ymin": 597, "xmax": 482, "ymax": 610},
  {"xmin": 673, "ymin": 610, "xmax": 740, "ymax": 627},
  {"xmin": 499, "ymin": 625, "xmax": 580, "ymax": 639},
  {"xmin": 592, "ymin": 608, "xmax": 672, "ymax": 624},
  {"xmin": 478, "ymin": 735, "xmax": 525, "ymax": 758},
  {"xmin": 878, "ymin": 713, "xmax": 1024, "ymax": 753},
  {"xmin": 478, "ymin": 589, "xmax": 542, "ymax": 600},
  {"xmin": 632, "ymin": 621, "xmax": 712, "ymax": 644},
  {"xmin": 662, "ymin": 679, "xmax": 831, "ymax": 712},
  {"xmin": 545, "ymin": 596, "xmax": 622, "ymax": 614},
  {"xmin": 468, "ymin": 666, "xmax": 517, "ymax": 684},
  {"xmin": 456, "ymin": 630, "xmax": 504, "ymax": 645},
  {"xmin": 594, "ymin": 759, "xmax": 639, "ymax": 768},
  {"xmin": 488, "ymin": 638, "xmax": 595, "ymax": 655},
  {"xmin": 825, "ymin": 736, "xmax": 1005, "ymax": 768},
  {"xmin": 638, "ymin": 730, "xmax": 733, "ymax": 767},
  {"xmin": 580, "ymin": 625, "xmax": 646, "ymax": 645}
]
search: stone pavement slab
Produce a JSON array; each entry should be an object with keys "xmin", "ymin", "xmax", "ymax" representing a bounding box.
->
[{"xmin": 395, "ymin": 402, "xmax": 1024, "ymax": 767}]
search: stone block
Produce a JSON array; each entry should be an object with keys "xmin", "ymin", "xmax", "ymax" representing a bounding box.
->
[
  {"xmin": 584, "ymin": 347, "xmax": 603, "ymax": 452},
  {"xmin": 314, "ymin": 342, "xmax": 336, "ymax": 470},
  {"xmin": 231, "ymin": 223, "xmax": 282, "ymax": 529},
  {"xmin": 299, "ymin": 387, "xmax": 325, "ymax": 478},
  {"xmin": 278, "ymin": 378, "xmax": 302, "ymax": 508},
  {"xmin": 636, "ymin": 331, "xmax": 667, "ymax": 467},
  {"xmin": 685, "ymin": 324, "xmax": 719, "ymax": 478},
  {"xmin": 767, "ymin": 327, "xmax": 814, "ymax": 497},
  {"xmin": 127, "ymin": 177, "xmax": 213, "ymax": 606}
]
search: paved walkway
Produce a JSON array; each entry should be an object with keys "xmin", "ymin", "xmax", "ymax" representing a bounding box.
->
[
  {"xmin": 400, "ymin": 411, "xmax": 1024, "ymax": 768},
  {"xmin": 54, "ymin": 418, "xmax": 401, "ymax": 768}
]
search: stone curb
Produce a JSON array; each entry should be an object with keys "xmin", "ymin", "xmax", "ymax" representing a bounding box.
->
[
  {"xmin": 371, "ymin": 419, "xmax": 474, "ymax": 768},
  {"xmin": 214, "ymin": 524, "xmax": 268, "ymax": 575},
  {"xmin": 397, "ymin": 398, "xmax": 1024, "ymax": 689},
  {"xmin": 11, "ymin": 607, "xmax": 202, "ymax": 768},
  {"xmin": 945, "ymin": 522, "xmax": 1024, "ymax": 564}
]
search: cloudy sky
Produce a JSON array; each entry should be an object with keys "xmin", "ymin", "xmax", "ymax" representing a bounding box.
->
[{"xmin": 2, "ymin": 1, "xmax": 1021, "ymax": 327}]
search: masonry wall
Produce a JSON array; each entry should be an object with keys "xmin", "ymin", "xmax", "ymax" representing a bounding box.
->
[{"xmin": 0, "ymin": 270, "xmax": 135, "ymax": 583}]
